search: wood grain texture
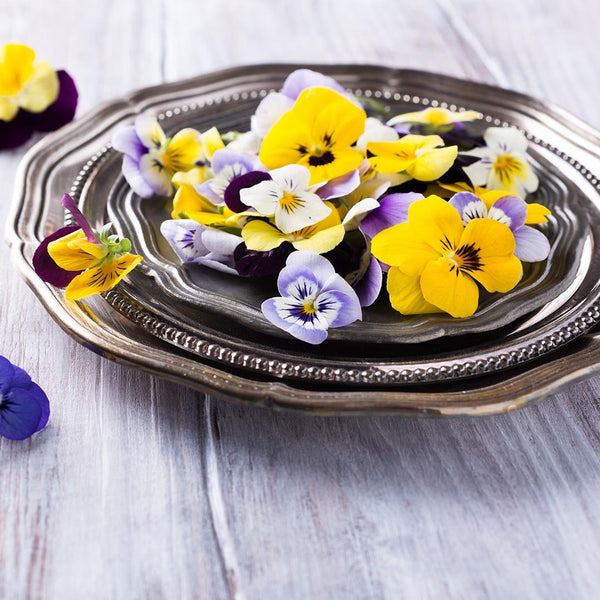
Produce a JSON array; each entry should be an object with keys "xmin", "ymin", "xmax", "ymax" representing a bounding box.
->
[{"xmin": 1, "ymin": 1, "xmax": 600, "ymax": 599}]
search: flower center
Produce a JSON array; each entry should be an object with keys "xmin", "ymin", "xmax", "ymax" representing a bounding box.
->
[
  {"xmin": 493, "ymin": 154, "xmax": 525, "ymax": 185},
  {"xmin": 302, "ymin": 300, "xmax": 318, "ymax": 316},
  {"xmin": 279, "ymin": 192, "xmax": 303, "ymax": 214},
  {"xmin": 308, "ymin": 147, "xmax": 335, "ymax": 167},
  {"xmin": 447, "ymin": 242, "xmax": 482, "ymax": 273}
]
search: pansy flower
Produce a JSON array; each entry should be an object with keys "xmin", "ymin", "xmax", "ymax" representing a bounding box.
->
[
  {"xmin": 240, "ymin": 164, "xmax": 331, "ymax": 233},
  {"xmin": 367, "ymin": 135, "xmax": 458, "ymax": 182},
  {"xmin": 449, "ymin": 191, "xmax": 551, "ymax": 262},
  {"xmin": 0, "ymin": 43, "xmax": 78, "ymax": 149},
  {"xmin": 33, "ymin": 194, "xmax": 142, "ymax": 300},
  {"xmin": 262, "ymin": 251, "xmax": 362, "ymax": 344},
  {"xmin": 259, "ymin": 87, "xmax": 367, "ymax": 185},
  {"xmin": 462, "ymin": 127, "xmax": 539, "ymax": 196},
  {"xmin": 112, "ymin": 114, "xmax": 203, "ymax": 197},
  {"xmin": 387, "ymin": 107, "xmax": 480, "ymax": 134},
  {"xmin": 371, "ymin": 195, "xmax": 522, "ymax": 318},
  {"xmin": 0, "ymin": 356, "xmax": 50, "ymax": 440}
]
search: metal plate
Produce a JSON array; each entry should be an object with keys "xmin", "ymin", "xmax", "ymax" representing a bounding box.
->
[{"xmin": 8, "ymin": 64, "xmax": 600, "ymax": 414}]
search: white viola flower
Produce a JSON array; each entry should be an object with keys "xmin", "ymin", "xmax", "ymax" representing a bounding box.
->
[
  {"xmin": 463, "ymin": 127, "xmax": 539, "ymax": 197},
  {"xmin": 355, "ymin": 117, "xmax": 399, "ymax": 153},
  {"xmin": 240, "ymin": 164, "xmax": 331, "ymax": 234}
]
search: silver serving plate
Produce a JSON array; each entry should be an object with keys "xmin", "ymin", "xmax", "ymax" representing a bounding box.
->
[{"xmin": 8, "ymin": 64, "xmax": 600, "ymax": 415}]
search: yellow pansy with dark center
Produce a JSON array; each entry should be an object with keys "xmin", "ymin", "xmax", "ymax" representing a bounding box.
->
[{"xmin": 258, "ymin": 87, "xmax": 366, "ymax": 185}]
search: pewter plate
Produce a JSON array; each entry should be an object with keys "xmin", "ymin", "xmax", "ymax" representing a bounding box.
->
[{"xmin": 8, "ymin": 64, "xmax": 600, "ymax": 415}]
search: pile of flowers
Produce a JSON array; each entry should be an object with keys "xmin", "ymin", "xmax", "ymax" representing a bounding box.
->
[{"xmin": 39, "ymin": 69, "xmax": 553, "ymax": 345}]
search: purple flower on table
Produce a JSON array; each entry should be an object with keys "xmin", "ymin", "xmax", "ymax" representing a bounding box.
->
[
  {"xmin": 449, "ymin": 191, "xmax": 550, "ymax": 261},
  {"xmin": 0, "ymin": 356, "xmax": 49, "ymax": 441},
  {"xmin": 251, "ymin": 68, "xmax": 347, "ymax": 139},
  {"xmin": 233, "ymin": 242, "xmax": 294, "ymax": 277},
  {"xmin": 262, "ymin": 251, "xmax": 362, "ymax": 344},
  {"xmin": 0, "ymin": 44, "xmax": 78, "ymax": 150},
  {"xmin": 195, "ymin": 149, "xmax": 264, "ymax": 205},
  {"xmin": 112, "ymin": 114, "xmax": 203, "ymax": 198},
  {"xmin": 160, "ymin": 219, "xmax": 241, "ymax": 274}
]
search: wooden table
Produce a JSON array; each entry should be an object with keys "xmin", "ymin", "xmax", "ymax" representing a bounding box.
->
[{"xmin": 2, "ymin": 1, "xmax": 600, "ymax": 598}]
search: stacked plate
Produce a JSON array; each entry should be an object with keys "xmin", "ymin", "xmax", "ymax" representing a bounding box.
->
[{"xmin": 9, "ymin": 65, "xmax": 600, "ymax": 415}]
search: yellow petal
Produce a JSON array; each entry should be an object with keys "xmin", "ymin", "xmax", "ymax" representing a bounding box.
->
[
  {"xmin": 242, "ymin": 220, "xmax": 287, "ymax": 251},
  {"xmin": 0, "ymin": 97, "xmax": 18, "ymax": 121},
  {"xmin": 386, "ymin": 267, "xmax": 443, "ymax": 315},
  {"xmin": 420, "ymin": 257, "xmax": 480, "ymax": 318},
  {"xmin": 172, "ymin": 167, "xmax": 210, "ymax": 188},
  {"xmin": 525, "ymin": 202, "xmax": 551, "ymax": 224},
  {"xmin": 65, "ymin": 254, "xmax": 143, "ymax": 300},
  {"xmin": 172, "ymin": 184, "xmax": 218, "ymax": 218},
  {"xmin": 407, "ymin": 145, "xmax": 457, "ymax": 181},
  {"xmin": 163, "ymin": 128, "xmax": 202, "ymax": 173},
  {"xmin": 16, "ymin": 61, "xmax": 59, "ymax": 113},
  {"xmin": 292, "ymin": 223, "xmax": 345, "ymax": 253},
  {"xmin": 407, "ymin": 195, "xmax": 463, "ymax": 254},
  {"xmin": 201, "ymin": 126, "xmax": 225, "ymax": 161},
  {"xmin": 0, "ymin": 44, "xmax": 35, "ymax": 95},
  {"xmin": 48, "ymin": 230, "xmax": 103, "ymax": 271},
  {"xmin": 371, "ymin": 223, "xmax": 436, "ymax": 274}
]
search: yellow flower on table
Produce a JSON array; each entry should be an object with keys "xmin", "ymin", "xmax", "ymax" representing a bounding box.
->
[
  {"xmin": 371, "ymin": 195, "xmax": 522, "ymax": 318},
  {"xmin": 258, "ymin": 87, "xmax": 366, "ymax": 185},
  {"xmin": 0, "ymin": 43, "xmax": 59, "ymax": 121},
  {"xmin": 367, "ymin": 135, "xmax": 457, "ymax": 181}
]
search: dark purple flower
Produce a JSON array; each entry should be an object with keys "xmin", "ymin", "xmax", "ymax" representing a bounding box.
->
[
  {"xmin": 33, "ymin": 224, "xmax": 82, "ymax": 287},
  {"xmin": 233, "ymin": 241, "xmax": 294, "ymax": 277},
  {"xmin": 0, "ymin": 70, "xmax": 78, "ymax": 150},
  {"xmin": 0, "ymin": 356, "xmax": 49, "ymax": 440}
]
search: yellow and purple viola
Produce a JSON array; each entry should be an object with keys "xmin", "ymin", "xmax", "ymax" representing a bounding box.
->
[
  {"xmin": 0, "ymin": 43, "xmax": 78, "ymax": 149},
  {"xmin": 33, "ymin": 194, "xmax": 142, "ymax": 300}
]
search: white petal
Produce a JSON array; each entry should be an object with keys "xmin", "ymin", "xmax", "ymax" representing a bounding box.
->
[
  {"xmin": 270, "ymin": 164, "xmax": 312, "ymax": 193},
  {"xmin": 483, "ymin": 127, "xmax": 529, "ymax": 154},
  {"xmin": 250, "ymin": 92, "xmax": 294, "ymax": 138},
  {"xmin": 239, "ymin": 180, "xmax": 280, "ymax": 215},
  {"xmin": 139, "ymin": 154, "xmax": 173, "ymax": 197},
  {"xmin": 342, "ymin": 198, "xmax": 380, "ymax": 231},
  {"xmin": 275, "ymin": 191, "xmax": 332, "ymax": 234},
  {"xmin": 134, "ymin": 114, "xmax": 166, "ymax": 151}
]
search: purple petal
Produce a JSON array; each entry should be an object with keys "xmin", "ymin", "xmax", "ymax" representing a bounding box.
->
[
  {"xmin": 0, "ymin": 110, "xmax": 34, "ymax": 150},
  {"xmin": 360, "ymin": 192, "xmax": 422, "ymax": 238},
  {"xmin": 0, "ymin": 356, "xmax": 15, "ymax": 388},
  {"xmin": 28, "ymin": 70, "xmax": 78, "ymax": 133},
  {"xmin": 514, "ymin": 226, "xmax": 551, "ymax": 262},
  {"xmin": 194, "ymin": 180, "xmax": 224, "ymax": 205},
  {"xmin": 61, "ymin": 194, "xmax": 98, "ymax": 243},
  {"xmin": 160, "ymin": 219, "xmax": 204, "ymax": 262},
  {"xmin": 449, "ymin": 192, "xmax": 486, "ymax": 223},
  {"xmin": 0, "ymin": 388, "xmax": 43, "ymax": 441},
  {"xmin": 491, "ymin": 195, "xmax": 527, "ymax": 231},
  {"xmin": 211, "ymin": 149, "xmax": 258, "ymax": 175},
  {"xmin": 122, "ymin": 155, "xmax": 155, "ymax": 198},
  {"xmin": 281, "ymin": 69, "xmax": 346, "ymax": 100},
  {"xmin": 224, "ymin": 170, "xmax": 272, "ymax": 212},
  {"xmin": 317, "ymin": 169, "xmax": 360, "ymax": 200},
  {"xmin": 28, "ymin": 382, "xmax": 50, "ymax": 433},
  {"xmin": 33, "ymin": 224, "xmax": 82, "ymax": 287},
  {"xmin": 352, "ymin": 256, "xmax": 383, "ymax": 307},
  {"xmin": 322, "ymin": 290, "xmax": 362, "ymax": 328},
  {"xmin": 112, "ymin": 126, "xmax": 146, "ymax": 162},
  {"xmin": 282, "ymin": 251, "xmax": 337, "ymax": 291},
  {"xmin": 233, "ymin": 242, "xmax": 293, "ymax": 277}
]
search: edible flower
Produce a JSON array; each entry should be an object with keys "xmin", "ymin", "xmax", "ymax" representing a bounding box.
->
[
  {"xmin": 33, "ymin": 194, "xmax": 142, "ymax": 300},
  {"xmin": 462, "ymin": 127, "xmax": 539, "ymax": 196},
  {"xmin": 0, "ymin": 43, "xmax": 78, "ymax": 149},
  {"xmin": 0, "ymin": 355, "xmax": 49, "ymax": 441},
  {"xmin": 240, "ymin": 164, "xmax": 330, "ymax": 233},
  {"xmin": 112, "ymin": 114, "xmax": 203, "ymax": 197},
  {"xmin": 367, "ymin": 135, "xmax": 458, "ymax": 181},
  {"xmin": 387, "ymin": 107, "xmax": 480, "ymax": 134},
  {"xmin": 371, "ymin": 195, "xmax": 522, "ymax": 318},
  {"xmin": 261, "ymin": 251, "xmax": 362, "ymax": 344},
  {"xmin": 259, "ymin": 87, "xmax": 367, "ymax": 185},
  {"xmin": 449, "ymin": 191, "xmax": 551, "ymax": 261}
]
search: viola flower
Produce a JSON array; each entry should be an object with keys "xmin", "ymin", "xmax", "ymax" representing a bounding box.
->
[
  {"xmin": 367, "ymin": 135, "xmax": 458, "ymax": 181},
  {"xmin": 112, "ymin": 114, "xmax": 203, "ymax": 198},
  {"xmin": 387, "ymin": 107, "xmax": 480, "ymax": 134},
  {"xmin": 462, "ymin": 127, "xmax": 539, "ymax": 196},
  {"xmin": 259, "ymin": 87, "xmax": 367, "ymax": 185},
  {"xmin": 241, "ymin": 203, "xmax": 345, "ymax": 254},
  {"xmin": 261, "ymin": 251, "xmax": 362, "ymax": 344},
  {"xmin": 160, "ymin": 219, "xmax": 240, "ymax": 274},
  {"xmin": 0, "ymin": 356, "xmax": 49, "ymax": 440},
  {"xmin": 0, "ymin": 43, "xmax": 78, "ymax": 149},
  {"xmin": 449, "ymin": 191, "xmax": 551, "ymax": 262},
  {"xmin": 240, "ymin": 164, "xmax": 331, "ymax": 233},
  {"xmin": 371, "ymin": 195, "xmax": 522, "ymax": 318},
  {"xmin": 33, "ymin": 194, "xmax": 142, "ymax": 300}
]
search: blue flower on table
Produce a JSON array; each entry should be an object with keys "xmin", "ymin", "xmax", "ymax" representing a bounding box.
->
[
  {"xmin": 0, "ymin": 356, "xmax": 49, "ymax": 441},
  {"xmin": 262, "ymin": 251, "xmax": 362, "ymax": 344}
]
